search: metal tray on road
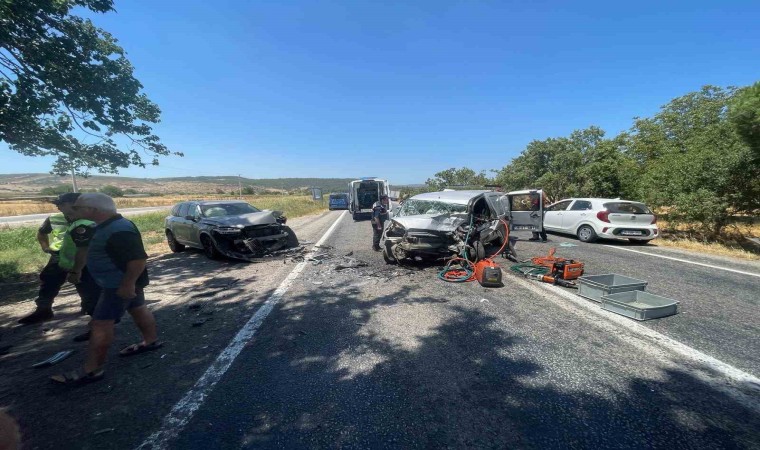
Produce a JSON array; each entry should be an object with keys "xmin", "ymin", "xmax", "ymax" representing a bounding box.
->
[
  {"xmin": 601, "ymin": 291, "xmax": 679, "ymax": 321},
  {"xmin": 577, "ymin": 274, "xmax": 647, "ymax": 302}
]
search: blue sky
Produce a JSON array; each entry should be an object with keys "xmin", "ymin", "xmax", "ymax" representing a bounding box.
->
[{"xmin": 2, "ymin": 0, "xmax": 759, "ymax": 184}]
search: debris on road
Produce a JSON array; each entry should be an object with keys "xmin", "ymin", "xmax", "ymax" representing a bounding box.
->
[{"xmin": 32, "ymin": 350, "xmax": 74, "ymax": 368}]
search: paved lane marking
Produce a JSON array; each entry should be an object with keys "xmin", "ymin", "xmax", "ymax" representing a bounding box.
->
[
  {"xmin": 508, "ymin": 274, "xmax": 760, "ymax": 414},
  {"xmin": 602, "ymin": 244, "xmax": 760, "ymax": 279},
  {"xmin": 137, "ymin": 211, "xmax": 347, "ymax": 450}
]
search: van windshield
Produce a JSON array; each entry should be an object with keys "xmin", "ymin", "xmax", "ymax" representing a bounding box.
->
[
  {"xmin": 398, "ymin": 199, "xmax": 467, "ymax": 216},
  {"xmin": 604, "ymin": 202, "xmax": 652, "ymax": 214}
]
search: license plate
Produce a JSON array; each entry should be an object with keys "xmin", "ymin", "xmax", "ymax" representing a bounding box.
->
[
  {"xmin": 513, "ymin": 225, "xmax": 534, "ymax": 231},
  {"xmin": 620, "ymin": 230, "xmax": 642, "ymax": 236}
]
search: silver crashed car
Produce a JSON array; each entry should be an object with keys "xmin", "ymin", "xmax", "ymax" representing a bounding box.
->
[
  {"xmin": 381, "ymin": 189, "xmax": 544, "ymax": 264},
  {"xmin": 165, "ymin": 200, "xmax": 299, "ymax": 261}
]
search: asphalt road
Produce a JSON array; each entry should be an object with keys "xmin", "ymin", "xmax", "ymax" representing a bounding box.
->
[
  {"xmin": 3, "ymin": 211, "xmax": 759, "ymax": 449},
  {"xmin": 0, "ymin": 206, "xmax": 170, "ymax": 227},
  {"xmin": 166, "ymin": 214, "xmax": 759, "ymax": 449}
]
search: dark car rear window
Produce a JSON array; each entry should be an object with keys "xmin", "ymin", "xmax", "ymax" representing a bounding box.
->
[{"xmin": 604, "ymin": 202, "xmax": 652, "ymax": 214}]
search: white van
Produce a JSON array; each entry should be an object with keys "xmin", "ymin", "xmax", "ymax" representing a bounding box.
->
[{"xmin": 348, "ymin": 178, "xmax": 390, "ymax": 220}]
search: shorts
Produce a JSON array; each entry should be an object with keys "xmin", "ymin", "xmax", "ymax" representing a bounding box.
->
[{"xmin": 92, "ymin": 287, "xmax": 146, "ymax": 322}]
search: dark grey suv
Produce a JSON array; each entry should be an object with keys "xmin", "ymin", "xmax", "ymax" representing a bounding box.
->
[{"xmin": 165, "ymin": 200, "xmax": 299, "ymax": 261}]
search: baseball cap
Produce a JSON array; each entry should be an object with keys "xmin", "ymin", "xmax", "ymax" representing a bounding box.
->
[{"xmin": 51, "ymin": 192, "xmax": 81, "ymax": 205}]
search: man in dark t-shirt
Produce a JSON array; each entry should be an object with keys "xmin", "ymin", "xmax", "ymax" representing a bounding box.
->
[{"xmin": 51, "ymin": 193, "xmax": 162, "ymax": 385}]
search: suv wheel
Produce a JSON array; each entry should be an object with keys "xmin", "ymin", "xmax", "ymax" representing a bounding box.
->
[
  {"xmin": 283, "ymin": 226, "xmax": 299, "ymax": 247},
  {"xmin": 166, "ymin": 230, "xmax": 185, "ymax": 253},
  {"xmin": 201, "ymin": 235, "xmax": 221, "ymax": 260},
  {"xmin": 383, "ymin": 241, "xmax": 397, "ymax": 264},
  {"xmin": 577, "ymin": 225, "xmax": 598, "ymax": 243}
]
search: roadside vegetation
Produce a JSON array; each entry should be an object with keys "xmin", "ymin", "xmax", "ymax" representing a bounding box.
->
[
  {"xmin": 402, "ymin": 83, "xmax": 760, "ymax": 259},
  {"xmin": 0, "ymin": 194, "xmax": 326, "ymax": 217},
  {"xmin": 0, "ymin": 196, "xmax": 326, "ymax": 283}
]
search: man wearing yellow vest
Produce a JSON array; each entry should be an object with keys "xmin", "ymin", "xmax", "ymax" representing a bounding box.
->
[{"xmin": 18, "ymin": 193, "xmax": 99, "ymax": 327}]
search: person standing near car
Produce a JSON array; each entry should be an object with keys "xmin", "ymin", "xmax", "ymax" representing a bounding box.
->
[
  {"xmin": 51, "ymin": 193, "xmax": 161, "ymax": 385},
  {"xmin": 371, "ymin": 195, "xmax": 390, "ymax": 251},
  {"xmin": 18, "ymin": 193, "xmax": 79, "ymax": 325},
  {"xmin": 529, "ymin": 190, "xmax": 549, "ymax": 242}
]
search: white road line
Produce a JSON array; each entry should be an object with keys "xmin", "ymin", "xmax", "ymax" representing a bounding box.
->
[
  {"xmin": 602, "ymin": 244, "xmax": 760, "ymax": 279},
  {"xmin": 508, "ymin": 274, "xmax": 760, "ymax": 414},
  {"xmin": 137, "ymin": 211, "xmax": 347, "ymax": 450}
]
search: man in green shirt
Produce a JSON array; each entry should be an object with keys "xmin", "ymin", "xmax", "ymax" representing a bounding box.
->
[{"xmin": 18, "ymin": 193, "xmax": 99, "ymax": 329}]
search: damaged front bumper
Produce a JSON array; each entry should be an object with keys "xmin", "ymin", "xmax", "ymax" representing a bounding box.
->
[
  {"xmin": 210, "ymin": 224, "xmax": 292, "ymax": 261},
  {"xmin": 384, "ymin": 228, "xmax": 465, "ymax": 261}
]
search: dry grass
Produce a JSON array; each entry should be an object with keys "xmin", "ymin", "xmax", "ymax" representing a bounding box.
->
[
  {"xmin": 654, "ymin": 238, "xmax": 760, "ymax": 261},
  {"xmin": 0, "ymin": 197, "xmax": 326, "ymax": 282},
  {"xmin": 0, "ymin": 195, "xmax": 325, "ymax": 217},
  {"xmin": 655, "ymin": 219, "xmax": 760, "ymax": 261}
]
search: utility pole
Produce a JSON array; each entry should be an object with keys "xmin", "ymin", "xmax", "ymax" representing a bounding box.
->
[
  {"xmin": 238, "ymin": 174, "xmax": 243, "ymax": 198},
  {"xmin": 70, "ymin": 168, "xmax": 78, "ymax": 193}
]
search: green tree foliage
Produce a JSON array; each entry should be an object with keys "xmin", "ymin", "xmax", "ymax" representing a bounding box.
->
[
  {"xmin": 241, "ymin": 185, "xmax": 256, "ymax": 195},
  {"xmin": 0, "ymin": 0, "xmax": 180, "ymax": 175},
  {"xmin": 495, "ymin": 127, "xmax": 636, "ymax": 202},
  {"xmin": 627, "ymin": 86, "xmax": 760, "ymax": 236},
  {"xmin": 493, "ymin": 84, "xmax": 760, "ymax": 237},
  {"xmin": 99, "ymin": 184, "xmax": 124, "ymax": 197},
  {"xmin": 426, "ymin": 167, "xmax": 491, "ymax": 190},
  {"xmin": 729, "ymin": 81, "xmax": 760, "ymax": 160}
]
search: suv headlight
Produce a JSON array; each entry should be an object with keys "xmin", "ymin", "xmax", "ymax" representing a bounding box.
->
[{"xmin": 215, "ymin": 227, "xmax": 242, "ymax": 235}]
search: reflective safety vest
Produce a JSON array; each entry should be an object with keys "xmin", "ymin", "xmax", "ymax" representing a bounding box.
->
[
  {"xmin": 58, "ymin": 219, "xmax": 95, "ymax": 271},
  {"xmin": 47, "ymin": 213, "xmax": 70, "ymax": 252}
]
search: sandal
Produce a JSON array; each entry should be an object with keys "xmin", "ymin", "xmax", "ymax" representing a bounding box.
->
[
  {"xmin": 119, "ymin": 341, "xmax": 163, "ymax": 357},
  {"xmin": 50, "ymin": 368, "xmax": 104, "ymax": 385}
]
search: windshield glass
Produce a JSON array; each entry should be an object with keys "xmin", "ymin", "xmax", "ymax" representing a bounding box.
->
[
  {"xmin": 201, "ymin": 203, "xmax": 260, "ymax": 217},
  {"xmin": 604, "ymin": 202, "xmax": 652, "ymax": 214},
  {"xmin": 397, "ymin": 199, "xmax": 468, "ymax": 216}
]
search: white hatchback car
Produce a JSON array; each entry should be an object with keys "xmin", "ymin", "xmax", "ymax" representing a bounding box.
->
[{"xmin": 543, "ymin": 198, "xmax": 659, "ymax": 244}]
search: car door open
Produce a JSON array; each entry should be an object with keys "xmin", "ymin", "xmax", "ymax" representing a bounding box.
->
[{"xmin": 501, "ymin": 190, "xmax": 544, "ymax": 232}]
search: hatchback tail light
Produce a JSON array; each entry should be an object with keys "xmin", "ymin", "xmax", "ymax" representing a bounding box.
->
[
  {"xmin": 596, "ymin": 210, "xmax": 610, "ymax": 223},
  {"xmin": 651, "ymin": 214, "xmax": 657, "ymax": 225}
]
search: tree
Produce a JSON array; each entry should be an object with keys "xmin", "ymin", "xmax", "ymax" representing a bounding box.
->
[
  {"xmin": 729, "ymin": 81, "xmax": 760, "ymax": 160},
  {"xmin": 99, "ymin": 184, "xmax": 124, "ymax": 197},
  {"xmin": 626, "ymin": 86, "xmax": 760, "ymax": 236},
  {"xmin": 493, "ymin": 126, "xmax": 635, "ymax": 202},
  {"xmin": 426, "ymin": 167, "xmax": 491, "ymax": 190},
  {"xmin": 241, "ymin": 185, "xmax": 256, "ymax": 195},
  {"xmin": 0, "ymin": 0, "xmax": 181, "ymax": 175}
]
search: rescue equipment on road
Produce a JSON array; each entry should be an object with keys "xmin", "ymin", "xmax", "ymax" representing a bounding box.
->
[{"xmin": 510, "ymin": 248, "xmax": 585, "ymax": 288}]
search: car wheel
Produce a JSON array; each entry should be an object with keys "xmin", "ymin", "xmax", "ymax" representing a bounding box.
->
[
  {"xmin": 465, "ymin": 241, "xmax": 486, "ymax": 262},
  {"xmin": 201, "ymin": 235, "xmax": 221, "ymax": 260},
  {"xmin": 577, "ymin": 225, "xmax": 598, "ymax": 243},
  {"xmin": 628, "ymin": 239, "xmax": 649, "ymax": 245},
  {"xmin": 283, "ymin": 226, "xmax": 299, "ymax": 247},
  {"xmin": 383, "ymin": 245, "xmax": 397, "ymax": 264},
  {"xmin": 166, "ymin": 230, "xmax": 185, "ymax": 253}
]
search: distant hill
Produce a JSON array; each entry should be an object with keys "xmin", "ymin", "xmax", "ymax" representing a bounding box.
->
[{"xmin": 0, "ymin": 173, "xmax": 356, "ymax": 196}]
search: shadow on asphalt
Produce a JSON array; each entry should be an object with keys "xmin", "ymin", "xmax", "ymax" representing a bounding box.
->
[
  {"xmin": 0, "ymin": 251, "xmax": 280, "ymax": 450},
  {"xmin": 172, "ymin": 279, "xmax": 760, "ymax": 449},
  {"xmin": 2, "ymin": 247, "xmax": 759, "ymax": 449}
]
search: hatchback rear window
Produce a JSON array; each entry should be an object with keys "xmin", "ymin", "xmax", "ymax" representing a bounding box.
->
[{"xmin": 604, "ymin": 202, "xmax": 652, "ymax": 214}]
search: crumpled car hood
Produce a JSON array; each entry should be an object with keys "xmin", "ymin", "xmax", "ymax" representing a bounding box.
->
[
  {"xmin": 202, "ymin": 211, "xmax": 282, "ymax": 227},
  {"xmin": 393, "ymin": 214, "xmax": 467, "ymax": 232}
]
